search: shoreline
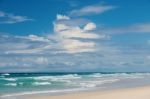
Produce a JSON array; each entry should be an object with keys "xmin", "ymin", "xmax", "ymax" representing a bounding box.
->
[{"xmin": 30, "ymin": 85, "xmax": 150, "ymax": 99}]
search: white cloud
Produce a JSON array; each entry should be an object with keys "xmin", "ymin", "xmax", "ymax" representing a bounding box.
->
[
  {"xmin": 84, "ymin": 22, "xmax": 96, "ymax": 31},
  {"xmin": 54, "ymin": 23, "xmax": 99, "ymax": 39},
  {"xmin": 54, "ymin": 15, "xmax": 100, "ymax": 40},
  {"xmin": 0, "ymin": 11, "xmax": 33, "ymax": 24},
  {"xmin": 70, "ymin": 5, "xmax": 115, "ymax": 16},
  {"xmin": 57, "ymin": 14, "xmax": 70, "ymax": 20},
  {"xmin": 61, "ymin": 39, "xmax": 96, "ymax": 53},
  {"xmin": 54, "ymin": 23, "xmax": 70, "ymax": 32},
  {"xmin": 53, "ymin": 14, "xmax": 105, "ymax": 53}
]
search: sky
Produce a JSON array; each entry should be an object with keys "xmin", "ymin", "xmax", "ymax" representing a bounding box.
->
[{"xmin": 0, "ymin": 0, "xmax": 150, "ymax": 72}]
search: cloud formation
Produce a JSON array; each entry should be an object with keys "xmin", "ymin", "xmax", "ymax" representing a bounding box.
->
[
  {"xmin": 1, "ymin": 14, "xmax": 108, "ymax": 54},
  {"xmin": 70, "ymin": 5, "xmax": 115, "ymax": 16},
  {"xmin": 54, "ymin": 14, "xmax": 106, "ymax": 53},
  {"xmin": 0, "ymin": 11, "xmax": 33, "ymax": 24}
]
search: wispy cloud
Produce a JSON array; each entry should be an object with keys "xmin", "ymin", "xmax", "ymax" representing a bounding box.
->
[
  {"xmin": 16, "ymin": 35, "xmax": 50, "ymax": 42},
  {"xmin": 0, "ymin": 11, "xmax": 33, "ymax": 24},
  {"xmin": 101, "ymin": 23, "xmax": 150, "ymax": 34},
  {"xmin": 69, "ymin": 5, "xmax": 115, "ymax": 16}
]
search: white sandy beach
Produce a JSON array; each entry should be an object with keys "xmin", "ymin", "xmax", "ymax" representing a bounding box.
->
[{"xmin": 31, "ymin": 86, "xmax": 150, "ymax": 99}]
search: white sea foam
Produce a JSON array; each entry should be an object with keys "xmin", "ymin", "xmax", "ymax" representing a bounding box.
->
[
  {"xmin": 61, "ymin": 74, "xmax": 81, "ymax": 78},
  {"xmin": 113, "ymin": 73, "xmax": 145, "ymax": 79},
  {"xmin": 66, "ymin": 78, "xmax": 119, "ymax": 88},
  {"xmin": 33, "ymin": 76, "xmax": 72, "ymax": 82},
  {"xmin": 33, "ymin": 74, "xmax": 81, "ymax": 81},
  {"xmin": 33, "ymin": 76, "xmax": 52, "ymax": 80},
  {"xmin": 84, "ymin": 79, "xmax": 118, "ymax": 87},
  {"xmin": 55, "ymin": 74, "xmax": 81, "ymax": 80},
  {"xmin": 79, "ymin": 83, "xmax": 96, "ymax": 88},
  {"xmin": 5, "ymin": 83, "xmax": 17, "ymax": 86},
  {"xmin": 32, "ymin": 82, "xmax": 51, "ymax": 86},
  {"xmin": 91, "ymin": 73, "xmax": 145, "ymax": 79},
  {"xmin": 4, "ymin": 78, "xmax": 17, "ymax": 81},
  {"xmin": 1, "ymin": 73, "xmax": 10, "ymax": 76}
]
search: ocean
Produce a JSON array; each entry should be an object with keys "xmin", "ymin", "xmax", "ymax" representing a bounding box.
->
[{"xmin": 1, "ymin": 72, "xmax": 150, "ymax": 99}]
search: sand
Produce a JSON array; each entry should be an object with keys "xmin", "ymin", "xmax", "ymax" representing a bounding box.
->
[{"xmin": 30, "ymin": 86, "xmax": 150, "ymax": 99}]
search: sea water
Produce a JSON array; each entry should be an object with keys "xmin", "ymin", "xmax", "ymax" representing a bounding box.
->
[{"xmin": 1, "ymin": 72, "xmax": 150, "ymax": 99}]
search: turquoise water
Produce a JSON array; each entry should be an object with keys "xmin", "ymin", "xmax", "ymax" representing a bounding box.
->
[{"xmin": 1, "ymin": 72, "xmax": 150, "ymax": 98}]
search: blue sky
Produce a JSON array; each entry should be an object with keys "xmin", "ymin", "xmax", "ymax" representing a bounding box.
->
[{"xmin": 0, "ymin": 0, "xmax": 150, "ymax": 72}]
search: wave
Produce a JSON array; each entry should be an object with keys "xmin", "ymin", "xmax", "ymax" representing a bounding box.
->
[
  {"xmin": 71, "ymin": 79, "xmax": 119, "ymax": 88},
  {"xmin": 79, "ymin": 82, "xmax": 96, "ymax": 88},
  {"xmin": 5, "ymin": 83, "xmax": 17, "ymax": 86},
  {"xmin": 32, "ymin": 82, "xmax": 51, "ymax": 86},
  {"xmin": 89, "ymin": 73, "xmax": 150, "ymax": 79},
  {"xmin": 1, "ymin": 73, "xmax": 10, "ymax": 76},
  {"xmin": 4, "ymin": 78, "xmax": 17, "ymax": 81},
  {"xmin": 54, "ymin": 74, "xmax": 81, "ymax": 80},
  {"xmin": 32, "ymin": 74, "xmax": 81, "ymax": 81}
]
